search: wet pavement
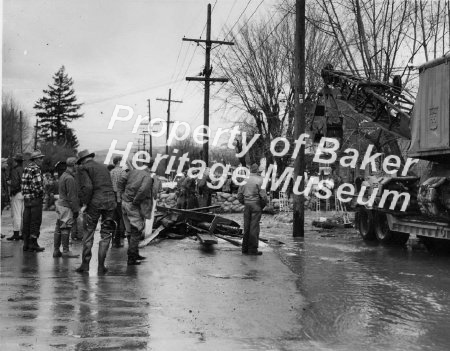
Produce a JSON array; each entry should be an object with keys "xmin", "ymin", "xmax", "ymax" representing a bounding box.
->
[{"xmin": 2, "ymin": 210, "xmax": 450, "ymax": 350}]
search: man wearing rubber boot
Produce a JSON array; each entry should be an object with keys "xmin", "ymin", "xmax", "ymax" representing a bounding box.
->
[
  {"xmin": 75, "ymin": 150, "xmax": 116, "ymax": 274},
  {"xmin": 237, "ymin": 163, "xmax": 267, "ymax": 256},
  {"xmin": 21, "ymin": 151, "xmax": 45, "ymax": 252},
  {"xmin": 7, "ymin": 153, "xmax": 24, "ymax": 241},
  {"xmin": 53, "ymin": 157, "xmax": 80, "ymax": 258},
  {"xmin": 110, "ymin": 156, "xmax": 126, "ymax": 248},
  {"xmin": 117, "ymin": 158, "xmax": 154, "ymax": 265}
]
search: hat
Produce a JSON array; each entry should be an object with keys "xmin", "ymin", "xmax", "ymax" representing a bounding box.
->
[
  {"xmin": 13, "ymin": 153, "xmax": 24, "ymax": 161},
  {"xmin": 250, "ymin": 163, "xmax": 259, "ymax": 173},
  {"xmin": 113, "ymin": 156, "xmax": 122, "ymax": 165},
  {"xmin": 66, "ymin": 157, "xmax": 77, "ymax": 167},
  {"xmin": 77, "ymin": 149, "xmax": 95, "ymax": 164},
  {"xmin": 30, "ymin": 150, "xmax": 45, "ymax": 160}
]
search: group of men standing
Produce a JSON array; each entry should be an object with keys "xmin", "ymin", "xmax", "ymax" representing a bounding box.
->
[
  {"xmin": 3, "ymin": 151, "xmax": 266, "ymax": 267},
  {"xmin": 73, "ymin": 151, "xmax": 159, "ymax": 272},
  {"xmin": 1, "ymin": 149, "xmax": 159, "ymax": 274}
]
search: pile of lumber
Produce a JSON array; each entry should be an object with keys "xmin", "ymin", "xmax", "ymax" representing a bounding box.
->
[{"xmin": 139, "ymin": 205, "xmax": 243, "ymax": 248}]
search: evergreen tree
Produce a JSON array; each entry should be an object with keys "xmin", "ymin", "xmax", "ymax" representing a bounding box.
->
[
  {"xmin": 61, "ymin": 126, "xmax": 79, "ymax": 149},
  {"xmin": 34, "ymin": 66, "xmax": 83, "ymax": 145}
]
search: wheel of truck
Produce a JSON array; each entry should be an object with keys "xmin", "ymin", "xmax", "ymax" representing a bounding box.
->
[
  {"xmin": 356, "ymin": 207, "xmax": 376, "ymax": 241},
  {"xmin": 374, "ymin": 212, "xmax": 409, "ymax": 245}
]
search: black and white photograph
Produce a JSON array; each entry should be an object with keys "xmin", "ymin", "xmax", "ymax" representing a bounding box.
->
[{"xmin": 1, "ymin": 0, "xmax": 450, "ymax": 350}]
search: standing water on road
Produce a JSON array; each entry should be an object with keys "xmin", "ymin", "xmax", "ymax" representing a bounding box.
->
[{"xmin": 261, "ymin": 214, "xmax": 450, "ymax": 351}]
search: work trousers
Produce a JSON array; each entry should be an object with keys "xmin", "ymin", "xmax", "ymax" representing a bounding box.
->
[
  {"xmin": 54, "ymin": 219, "xmax": 71, "ymax": 252},
  {"xmin": 242, "ymin": 201, "xmax": 262, "ymax": 254},
  {"xmin": 121, "ymin": 200, "xmax": 144, "ymax": 259},
  {"xmin": 113, "ymin": 202, "xmax": 125, "ymax": 241},
  {"xmin": 79, "ymin": 206, "xmax": 115, "ymax": 268},
  {"xmin": 71, "ymin": 219, "xmax": 81, "ymax": 240},
  {"xmin": 23, "ymin": 198, "xmax": 43, "ymax": 242},
  {"xmin": 11, "ymin": 192, "xmax": 24, "ymax": 231}
]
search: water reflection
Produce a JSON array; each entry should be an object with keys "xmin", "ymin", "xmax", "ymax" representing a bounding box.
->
[{"xmin": 270, "ymin": 228, "xmax": 450, "ymax": 351}]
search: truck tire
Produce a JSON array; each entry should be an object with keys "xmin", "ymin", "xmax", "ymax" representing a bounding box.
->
[
  {"xmin": 356, "ymin": 207, "xmax": 376, "ymax": 241},
  {"xmin": 374, "ymin": 212, "xmax": 409, "ymax": 245}
]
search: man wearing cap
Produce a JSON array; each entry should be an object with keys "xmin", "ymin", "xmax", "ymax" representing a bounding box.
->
[
  {"xmin": 117, "ymin": 158, "xmax": 154, "ymax": 265},
  {"xmin": 7, "ymin": 154, "xmax": 24, "ymax": 241},
  {"xmin": 237, "ymin": 163, "xmax": 267, "ymax": 256},
  {"xmin": 53, "ymin": 157, "xmax": 80, "ymax": 258},
  {"xmin": 21, "ymin": 150, "xmax": 45, "ymax": 252},
  {"xmin": 110, "ymin": 156, "xmax": 127, "ymax": 248},
  {"xmin": 75, "ymin": 150, "xmax": 116, "ymax": 274}
]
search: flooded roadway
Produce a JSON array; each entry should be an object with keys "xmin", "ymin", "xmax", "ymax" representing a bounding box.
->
[
  {"xmin": 1, "ymin": 210, "xmax": 450, "ymax": 350},
  {"xmin": 261, "ymin": 213, "xmax": 450, "ymax": 351}
]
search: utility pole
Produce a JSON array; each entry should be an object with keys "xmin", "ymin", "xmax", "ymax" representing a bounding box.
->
[
  {"xmin": 139, "ymin": 133, "xmax": 147, "ymax": 153},
  {"xmin": 34, "ymin": 118, "xmax": 39, "ymax": 150},
  {"xmin": 19, "ymin": 111, "xmax": 23, "ymax": 153},
  {"xmin": 147, "ymin": 99, "xmax": 152, "ymax": 157},
  {"xmin": 156, "ymin": 89, "xmax": 182, "ymax": 161},
  {"xmin": 293, "ymin": 0, "xmax": 306, "ymax": 237},
  {"xmin": 184, "ymin": 3, "xmax": 233, "ymax": 165}
]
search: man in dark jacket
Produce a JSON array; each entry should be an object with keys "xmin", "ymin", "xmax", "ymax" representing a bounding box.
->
[
  {"xmin": 53, "ymin": 157, "xmax": 80, "ymax": 258},
  {"xmin": 75, "ymin": 150, "xmax": 116, "ymax": 274},
  {"xmin": 117, "ymin": 159, "xmax": 154, "ymax": 265},
  {"xmin": 21, "ymin": 150, "xmax": 45, "ymax": 252},
  {"xmin": 7, "ymin": 154, "xmax": 24, "ymax": 241},
  {"xmin": 237, "ymin": 163, "xmax": 267, "ymax": 256}
]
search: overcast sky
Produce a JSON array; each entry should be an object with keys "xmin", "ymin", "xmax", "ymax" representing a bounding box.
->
[{"xmin": 3, "ymin": 0, "xmax": 278, "ymax": 152}]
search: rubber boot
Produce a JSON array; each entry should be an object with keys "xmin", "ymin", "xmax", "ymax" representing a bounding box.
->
[
  {"xmin": 53, "ymin": 231, "xmax": 62, "ymax": 258},
  {"xmin": 97, "ymin": 240, "xmax": 110, "ymax": 274},
  {"xmin": 127, "ymin": 258, "xmax": 141, "ymax": 265},
  {"xmin": 113, "ymin": 231, "xmax": 123, "ymax": 248},
  {"xmin": 7, "ymin": 231, "xmax": 21, "ymax": 241},
  {"xmin": 75, "ymin": 263, "xmax": 89, "ymax": 273},
  {"xmin": 29, "ymin": 237, "xmax": 45, "ymax": 252},
  {"xmin": 23, "ymin": 237, "xmax": 29, "ymax": 252},
  {"xmin": 61, "ymin": 230, "xmax": 79, "ymax": 258}
]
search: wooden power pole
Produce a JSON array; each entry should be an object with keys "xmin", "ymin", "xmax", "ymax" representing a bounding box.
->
[
  {"xmin": 156, "ymin": 89, "xmax": 182, "ymax": 160},
  {"xmin": 147, "ymin": 99, "xmax": 153, "ymax": 157},
  {"xmin": 293, "ymin": 0, "xmax": 306, "ymax": 237},
  {"xmin": 184, "ymin": 3, "xmax": 233, "ymax": 165},
  {"xmin": 19, "ymin": 111, "xmax": 23, "ymax": 153},
  {"xmin": 34, "ymin": 118, "xmax": 39, "ymax": 150}
]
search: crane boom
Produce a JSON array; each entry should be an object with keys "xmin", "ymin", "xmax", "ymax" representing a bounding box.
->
[{"xmin": 321, "ymin": 65, "xmax": 414, "ymax": 140}]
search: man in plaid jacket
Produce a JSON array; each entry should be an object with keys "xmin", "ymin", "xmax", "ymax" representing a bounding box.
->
[{"xmin": 21, "ymin": 150, "xmax": 45, "ymax": 252}]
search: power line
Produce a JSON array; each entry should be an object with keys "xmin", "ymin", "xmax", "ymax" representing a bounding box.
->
[
  {"xmin": 170, "ymin": 41, "xmax": 184, "ymax": 81},
  {"xmin": 212, "ymin": 1, "xmax": 285, "ymax": 77},
  {"xmin": 84, "ymin": 78, "xmax": 185, "ymax": 105},
  {"xmin": 211, "ymin": 6, "xmax": 293, "ymax": 103},
  {"xmin": 177, "ymin": 0, "xmax": 219, "ymax": 98},
  {"xmin": 211, "ymin": 0, "xmax": 256, "ymax": 65}
]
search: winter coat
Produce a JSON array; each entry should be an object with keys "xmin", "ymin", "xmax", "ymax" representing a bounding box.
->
[
  {"xmin": 57, "ymin": 169, "xmax": 80, "ymax": 213},
  {"xmin": 78, "ymin": 159, "xmax": 116, "ymax": 210},
  {"xmin": 238, "ymin": 173, "xmax": 268, "ymax": 205},
  {"xmin": 117, "ymin": 168, "xmax": 154, "ymax": 219},
  {"xmin": 10, "ymin": 165, "xmax": 23, "ymax": 196}
]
